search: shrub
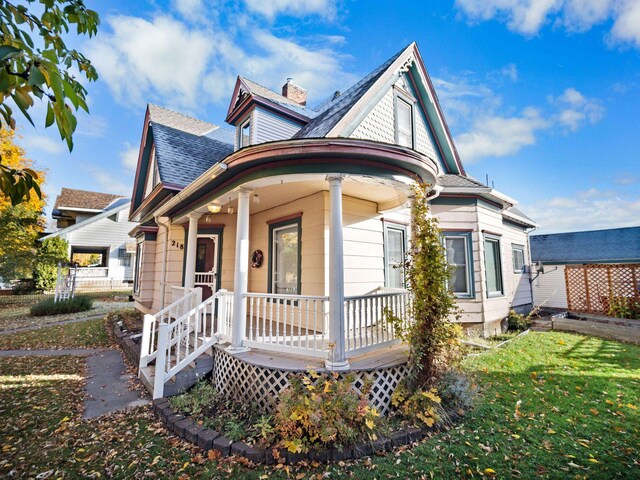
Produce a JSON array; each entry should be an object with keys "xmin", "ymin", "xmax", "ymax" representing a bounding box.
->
[
  {"xmin": 275, "ymin": 370, "xmax": 379, "ymax": 453},
  {"xmin": 436, "ymin": 369, "xmax": 477, "ymax": 415},
  {"xmin": 30, "ymin": 295, "xmax": 93, "ymax": 316},
  {"xmin": 391, "ymin": 382, "xmax": 447, "ymax": 427},
  {"xmin": 33, "ymin": 237, "xmax": 69, "ymax": 291},
  {"xmin": 608, "ymin": 296, "xmax": 640, "ymax": 319},
  {"xmin": 507, "ymin": 309, "xmax": 531, "ymax": 331},
  {"xmin": 170, "ymin": 381, "xmax": 218, "ymax": 417}
]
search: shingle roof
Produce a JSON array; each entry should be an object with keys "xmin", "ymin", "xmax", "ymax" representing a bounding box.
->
[
  {"xmin": 503, "ymin": 206, "xmax": 537, "ymax": 226},
  {"xmin": 438, "ymin": 174, "xmax": 487, "ymax": 188},
  {"xmin": 239, "ymin": 77, "xmax": 317, "ymax": 119},
  {"xmin": 152, "ymin": 123, "xmax": 234, "ymax": 188},
  {"xmin": 53, "ymin": 188, "xmax": 125, "ymax": 211},
  {"xmin": 148, "ymin": 104, "xmax": 218, "ymax": 135},
  {"xmin": 292, "ymin": 46, "xmax": 407, "ymax": 139},
  {"xmin": 531, "ymin": 226, "xmax": 640, "ymax": 263}
]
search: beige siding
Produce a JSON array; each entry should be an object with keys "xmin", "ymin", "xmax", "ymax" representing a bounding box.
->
[
  {"xmin": 134, "ymin": 239, "xmax": 156, "ymax": 310},
  {"xmin": 532, "ymin": 264, "xmax": 568, "ymax": 309}
]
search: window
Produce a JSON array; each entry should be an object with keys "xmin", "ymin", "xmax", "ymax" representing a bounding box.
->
[
  {"xmin": 512, "ymin": 245, "xmax": 525, "ymax": 273},
  {"xmin": 396, "ymin": 97, "xmax": 413, "ymax": 148},
  {"xmin": 239, "ymin": 118, "xmax": 251, "ymax": 148},
  {"xmin": 443, "ymin": 233, "xmax": 473, "ymax": 297},
  {"xmin": 269, "ymin": 218, "xmax": 301, "ymax": 295},
  {"xmin": 118, "ymin": 248, "xmax": 132, "ymax": 267},
  {"xmin": 133, "ymin": 242, "xmax": 143, "ymax": 293},
  {"xmin": 384, "ymin": 224, "xmax": 407, "ymax": 289},
  {"xmin": 484, "ymin": 236, "xmax": 503, "ymax": 297}
]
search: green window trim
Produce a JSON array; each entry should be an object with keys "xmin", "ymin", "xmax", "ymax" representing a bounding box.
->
[
  {"xmin": 512, "ymin": 244, "xmax": 526, "ymax": 274},
  {"xmin": 383, "ymin": 222, "xmax": 408, "ymax": 289},
  {"xmin": 442, "ymin": 231, "xmax": 475, "ymax": 299},
  {"xmin": 268, "ymin": 217, "xmax": 302, "ymax": 295},
  {"xmin": 483, "ymin": 234, "xmax": 504, "ymax": 298}
]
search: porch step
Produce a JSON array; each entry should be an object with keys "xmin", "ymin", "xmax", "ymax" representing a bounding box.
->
[{"xmin": 140, "ymin": 350, "xmax": 214, "ymax": 397}]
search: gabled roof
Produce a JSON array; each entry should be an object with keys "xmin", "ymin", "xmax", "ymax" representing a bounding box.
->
[
  {"xmin": 53, "ymin": 188, "xmax": 125, "ymax": 211},
  {"xmin": 293, "ymin": 47, "xmax": 406, "ymax": 139},
  {"xmin": 148, "ymin": 104, "xmax": 219, "ymax": 135},
  {"xmin": 238, "ymin": 77, "xmax": 317, "ymax": 119},
  {"xmin": 42, "ymin": 200, "xmax": 132, "ymax": 241},
  {"xmin": 531, "ymin": 226, "xmax": 640, "ymax": 264}
]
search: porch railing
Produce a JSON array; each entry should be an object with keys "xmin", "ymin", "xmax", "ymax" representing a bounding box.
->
[
  {"xmin": 76, "ymin": 266, "xmax": 109, "ymax": 277},
  {"xmin": 344, "ymin": 289, "xmax": 412, "ymax": 357},
  {"xmin": 244, "ymin": 292, "xmax": 329, "ymax": 357}
]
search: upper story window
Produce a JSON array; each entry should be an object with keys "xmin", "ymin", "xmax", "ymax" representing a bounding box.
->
[
  {"xmin": 396, "ymin": 97, "xmax": 413, "ymax": 148},
  {"xmin": 239, "ymin": 118, "xmax": 251, "ymax": 148}
]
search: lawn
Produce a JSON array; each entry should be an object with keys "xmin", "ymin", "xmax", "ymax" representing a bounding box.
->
[
  {"xmin": 0, "ymin": 332, "xmax": 637, "ymax": 479},
  {"xmin": 0, "ymin": 317, "xmax": 110, "ymax": 350}
]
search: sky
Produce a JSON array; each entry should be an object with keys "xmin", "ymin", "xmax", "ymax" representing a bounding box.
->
[{"xmin": 14, "ymin": 0, "xmax": 640, "ymax": 234}]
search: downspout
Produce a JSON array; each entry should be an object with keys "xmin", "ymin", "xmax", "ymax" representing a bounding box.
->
[
  {"xmin": 526, "ymin": 225, "xmax": 538, "ymax": 310},
  {"xmin": 155, "ymin": 215, "xmax": 171, "ymax": 309}
]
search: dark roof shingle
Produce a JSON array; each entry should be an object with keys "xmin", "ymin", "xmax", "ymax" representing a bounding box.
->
[
  {"xmin": 54, "ymin": 188, "xmax": 125, "ymax": 210},
  {"xmin": 531, "ymin": 227, "xmax": 640, "ymax": 263}
]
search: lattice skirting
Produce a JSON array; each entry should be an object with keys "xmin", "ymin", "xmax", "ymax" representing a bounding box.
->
[{"xmin": 211, "ymin": 348, "xmax": 409, "ymax": 415}]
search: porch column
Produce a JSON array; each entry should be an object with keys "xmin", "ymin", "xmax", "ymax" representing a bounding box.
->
[
  {"xmin": 184, "ymin": 212, "xmax": 201, "ymax": 291},
  {"xmin": 326, "ymin": 175, "xmax": 350, "ymax": 371},
  {"xmin": 227, "ymin": 188, "xmax": 251, "ymax": 354}
]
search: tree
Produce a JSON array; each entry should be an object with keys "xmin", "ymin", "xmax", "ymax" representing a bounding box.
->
[
  {"xmin": 0, "ymin": 0, "xmax": 99, "ymax": 205},
  {"xmin": 34, "ymin": 235, "xmax": 68, "ymax": 290},
  {"xmin": 0, "ymin": 127, "xmax": 45, "ymax": 280}
]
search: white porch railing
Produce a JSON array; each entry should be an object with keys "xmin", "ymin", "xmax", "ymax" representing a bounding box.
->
[
  {"xmin": 344, "ymin": 290, "xmax": 412, "ymax": 357},
  {"xmin": 195, "ymin": 272, "xmax": 216, "ymax": 286},
  {"xmin": 244, "ymin": 293, "xmax": 330, "ymax": 358},
  {"xmin": 140, "ymin": 288, "xmax": 234, "ymax": 399}
]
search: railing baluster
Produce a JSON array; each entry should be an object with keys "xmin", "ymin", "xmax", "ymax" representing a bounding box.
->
[{"xmin": 249, "ymin": 295, "xmax": 255, "ymax": 341}]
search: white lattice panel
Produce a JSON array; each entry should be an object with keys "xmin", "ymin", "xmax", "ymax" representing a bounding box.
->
[{"xmin": 212, "ymin": 348, "xmax": 409, "ymax": 415}]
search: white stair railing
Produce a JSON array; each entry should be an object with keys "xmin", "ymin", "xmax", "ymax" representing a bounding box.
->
[
  {"xmin": 139, "ymin": 288, "xmax": 202, "ymax": 372},
  {"xmin": 146, "ymin": 289, "xmax": 234, "ymax": 399}
]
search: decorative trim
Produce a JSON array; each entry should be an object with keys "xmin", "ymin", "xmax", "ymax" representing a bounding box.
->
[{"xmin": 266, "ymin": 212, "xmax": 303, "ymax": 225}]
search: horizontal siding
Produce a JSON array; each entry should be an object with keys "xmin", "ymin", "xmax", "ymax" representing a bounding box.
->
[
  {"xmin": 254, "ymin": 107, "xmax": 302, "ymax": 144},
  {"xmin": 532, "ymin": 264, "xmax": 568, "ymax": 309}
]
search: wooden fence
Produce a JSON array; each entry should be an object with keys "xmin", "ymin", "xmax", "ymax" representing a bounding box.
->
[{"xmin": 565, "ymin": 264, "xmax": 640, "ymax": 315}]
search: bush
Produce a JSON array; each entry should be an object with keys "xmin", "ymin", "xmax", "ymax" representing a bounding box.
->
[
  {"xmin": 608, "ymin": 296, "xmax": 640, "ymax": 319},
  {"xmin": 30, "ymin": 296, "xmax": 93, "ymax": 316},
  {"xmin": 170, "ymin": 381, "xmax": 218, "ymax": 417},
  {"xmin": 437, "ymin": 369, "xmax": 477, "ymax": 415},
  {"xmin": 33, "ymin": 237, "xmax": 69, "ymax": 291},
  {"xmin": 391, "ymin": 382, "xmax": 447, "ymax": 427},
  {"xmin": 275, "ymin": 370, "xmax": 379, "ymax": 453},
  {"xmin": 507, "ymin": 309, "xmax": 531, "ymax": 331}
]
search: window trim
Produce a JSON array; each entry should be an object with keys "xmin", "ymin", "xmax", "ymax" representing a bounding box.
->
[
  {"xmin": 512, "ymin": 244, "xmax": 526, "ymax": 274},
  {"xmin": 483, "ymin": 234, "xmax": 504, "ymax": 298},
  {"xmin": 133, "ymin": 241, "xmax": 143, "ymax": 294},
  {"xmin": 268, "ymin": 217, "xmax": 302, "ymax": 295},
  {"xmin": 238, "ymin": 116, "xmax": 251, "ymax": 149},
  {"xmin": 393, "ymin": 90, "xmax": 416, "ymax": 149},
  {"xmin": 383, "ymin": 221, "xmax": 408, "ymax": 289},
  {"xmin": 442, "ymin": 231, "xmax": 475, "ymax": 299}
]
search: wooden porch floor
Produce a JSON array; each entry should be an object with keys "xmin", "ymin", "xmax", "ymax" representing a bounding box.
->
[{"xmin": 213, "ymin": 342, "xmax": 409, "ymax": 372}]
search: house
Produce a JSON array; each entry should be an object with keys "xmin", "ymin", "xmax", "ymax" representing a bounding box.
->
[
  {"xmin": 129, "ymin": 43, "xmax": 537, "ymax": 405},
  {"xmin": 42, "ymin": 188, "xmax": 139, "ymax": 285},
  {"xmin": 531, "ymin": 226, "xmax": 640, "ymax": 314}
]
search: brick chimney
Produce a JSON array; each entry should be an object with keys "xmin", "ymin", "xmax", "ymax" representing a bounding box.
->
[{"xmin": 282, "ymin": 78, "xmax": 307, "ymax": 106}]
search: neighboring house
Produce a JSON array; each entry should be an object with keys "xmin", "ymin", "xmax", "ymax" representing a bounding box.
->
[
  {"xmin": 42, "ymin": 188, "xmax": 139, "ymax": 283},
  {"xmin": 129, "ymin": 43, "xmax": 537, "ymax": 401},
  {"xmin": 531, "ymin": 226, "xmax": 640, "ymax": 312}
]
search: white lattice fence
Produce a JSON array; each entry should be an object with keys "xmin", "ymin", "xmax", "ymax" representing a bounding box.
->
[{"xmin": 212, "ymin": 347, "xmax": 409, "ymax": 415}]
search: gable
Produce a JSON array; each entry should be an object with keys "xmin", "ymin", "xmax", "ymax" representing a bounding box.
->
[{"xmin": 348, "ymin": 74, "xmax": 445, "ymax": 171}]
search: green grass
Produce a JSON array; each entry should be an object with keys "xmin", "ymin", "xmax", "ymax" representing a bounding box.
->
[
  {"xmin": 0, "ymin": 332, "xmax": 638, "ymax": 479},
  {"xmin": 0, "ymin": 317, "xmax": 110, "ymax": 350}
]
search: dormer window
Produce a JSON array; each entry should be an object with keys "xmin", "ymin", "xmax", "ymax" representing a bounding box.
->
[
  {"xmin": 239, "ymin": 118, "xmax": 251, "ymax": 148},
  {"xmin": 396, "ymin": 97, "xmax": 413, "ymax": 148}
]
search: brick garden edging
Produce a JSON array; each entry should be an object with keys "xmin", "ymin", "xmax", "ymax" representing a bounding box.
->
[
  {"xmin": 152, "ymin": 398, "xmax": 427, "ymax": 465},
  {"xmin": 111, "ymin": 320, "xmax": 141, "ymax": 366}
]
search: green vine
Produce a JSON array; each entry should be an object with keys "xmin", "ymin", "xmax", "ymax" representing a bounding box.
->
[{"xmin": 387, "ymin": 183, "xmax": 462, "ymax": 388}]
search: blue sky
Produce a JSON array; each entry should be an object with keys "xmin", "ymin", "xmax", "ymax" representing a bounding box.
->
[{"xmin": 15, "ymin": 0, "xmax": 640, "ymax": 233}]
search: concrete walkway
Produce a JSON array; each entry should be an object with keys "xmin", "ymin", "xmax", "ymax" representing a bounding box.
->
[{"xmin": 0, "ymin": 347, "xmax": 150, "ymax": 418}]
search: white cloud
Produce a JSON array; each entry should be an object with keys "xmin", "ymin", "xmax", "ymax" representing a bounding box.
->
[
  {"xmin": 456, "ymin": 0, "xmax": 640, "ymax": 48},
  {"xmin": 20, "ymin": 135, "xmax": 66, "ymax": 155},
  {"xmin": 525, "ymin": 189, "xmax": 640, "ymax": 233},
  {"xmin": 84, "ymin": 165, "xmax": 133, "ymax": 196},
  {"xmin": 243, "ymin": 0, "xmax": 338, "ymax": 21},
  {"xmin": 75, "ymin": 113, "xmax": 108, "ymax": 138},
  {"xmin": 172, "ymin": 0, "xmax": 205, "ymax": 18},
  {"xmin": 456, "ymin": 107, "xmax": 549, "ymax": 161},
  {"xmin": 119, "ymin": 143, "xmax": 139, "ymax": 174},
  {"xmin": 552, "ymin": 87, "xmax": 604, "ymax": 131}
]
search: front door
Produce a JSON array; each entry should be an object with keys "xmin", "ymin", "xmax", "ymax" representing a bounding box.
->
[{"xmin": 195, "ymin": 235, "xmax": 218, "ymax": 299}]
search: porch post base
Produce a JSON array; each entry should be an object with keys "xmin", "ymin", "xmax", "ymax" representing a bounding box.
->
[
  {"xmin": 324, "ymin": 359, "xmax": 350, "ymax": 372},
  {"xmin": 224, "ymin": 345, "xmax": 251, "ymax": 355}
]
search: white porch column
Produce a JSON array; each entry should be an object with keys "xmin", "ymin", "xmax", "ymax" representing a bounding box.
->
[
  {"xmin": 184, "ymin": 212, "xmax": 201, "ymax": 291},
  {"xmin": 326, "ymin": 175, "xmax": 350, "ymax": 371},
  {"xmin": 227, "ymin": 189, "xmax": 251, "ymax": 354}
]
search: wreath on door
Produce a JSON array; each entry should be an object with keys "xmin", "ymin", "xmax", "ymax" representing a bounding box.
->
[{"xmin": 251, "ymin": 249, "xmax": 264, "ymax": 268}]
